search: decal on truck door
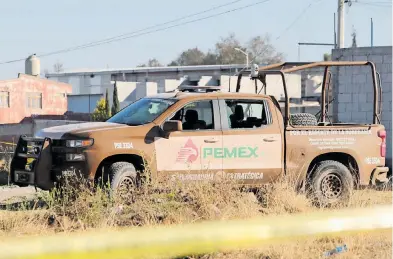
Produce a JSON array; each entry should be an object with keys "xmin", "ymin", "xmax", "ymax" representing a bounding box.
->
[
  {"xmin": 203, "ymin": 146, "xmax": 259, "ymax": 159},
  {"xmin": 176, "ymin": 139, "xmax": 199, "ymax": 163},
  {"xmin": 222, "ymin": 134, "xmax": 281, "ymax": 170},
  {"xmin": 155, "ymin": 136, "xmax": 222, "ymax": 171},
  {"xmin": 155, "ymin": 134, "xmax": 280, "ymax": 172}
]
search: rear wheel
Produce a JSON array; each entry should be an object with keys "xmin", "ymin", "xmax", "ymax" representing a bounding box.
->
[{"xmin": 308, "ymin": 160, "xmax": 354, "ymax": 207}]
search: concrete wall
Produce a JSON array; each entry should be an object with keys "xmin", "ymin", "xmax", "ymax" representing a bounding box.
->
[
  {"xmin": 0, "ymin": 119, "xmax": 84, "ymax": 139},
  {"xmin": 0, "ymin": 74, "xmax": 72, "ymax": 124},
  {"xmin": 332, "ymin": 46, "xmax": 392, "ymax": 167}
]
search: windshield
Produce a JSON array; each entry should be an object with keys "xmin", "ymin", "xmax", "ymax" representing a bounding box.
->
[{"xmin": 107, "ymin": 97, "xmax": 177, "ymax": 125}]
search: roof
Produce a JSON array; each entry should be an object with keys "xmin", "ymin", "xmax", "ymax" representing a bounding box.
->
[
  {"xmin": 0, "ymin": 73, "xmax": 72, "ymax": 88},
  {"xmin": 46, "ymin": 64, "xmax": 251, "ymax": 77}
]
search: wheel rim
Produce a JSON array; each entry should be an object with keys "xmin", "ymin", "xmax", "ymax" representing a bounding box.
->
[
  {"xmin": 320, "ymin": 173, "xmax": 343, "ymax": 200},
  {"xmin": 117, "ymin": 176, "xmax": 135, "ymax": 199}
]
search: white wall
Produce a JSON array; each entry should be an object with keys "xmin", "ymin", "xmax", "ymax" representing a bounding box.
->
[{"xmin": 48, "ymin": 68, "xmax": 302, "ymax": 110}]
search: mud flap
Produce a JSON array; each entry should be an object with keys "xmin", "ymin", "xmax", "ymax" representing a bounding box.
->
[{"xmin": 34, "ymin": 138, "xmax": 54, "ymax": 190}]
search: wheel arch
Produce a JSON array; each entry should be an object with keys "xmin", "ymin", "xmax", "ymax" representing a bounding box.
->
[
  {"xmin": 94, "ymin": 154, "xmax": 146, "ymax": 184},
  {"xmin": 306, "ymin": 152, "xmax": 360, "ymax": 186}
]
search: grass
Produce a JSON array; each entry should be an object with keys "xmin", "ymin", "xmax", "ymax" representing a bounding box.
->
[{"xmin": 0, "ymin": 172, "xmax": 391, "ymax": 259}]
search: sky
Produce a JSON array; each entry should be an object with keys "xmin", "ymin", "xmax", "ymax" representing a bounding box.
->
[{"xmin": 0, "ymin": 0, "xmax": 391, "ymax": 79}]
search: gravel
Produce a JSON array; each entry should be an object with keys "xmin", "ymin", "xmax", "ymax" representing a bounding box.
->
[{"xmin": 0, "ymin": 185, "xmax": 39, "ymax": 204}]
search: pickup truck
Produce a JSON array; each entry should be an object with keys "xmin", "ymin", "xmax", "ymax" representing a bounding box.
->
[{"xmin": 9, "ymin": 61, "xmax": 389, "ymax": 205}]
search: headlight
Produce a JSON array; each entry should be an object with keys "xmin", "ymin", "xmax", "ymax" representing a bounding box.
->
[{"xmin": 66, "ymin": 139, "xmax": 94, "ymax": 148}]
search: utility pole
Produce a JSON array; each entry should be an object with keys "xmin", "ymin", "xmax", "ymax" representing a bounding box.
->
[
  {"xmin": 337, "ymin": 0, "xmax": 345, "ymax": 48},
  {"xmin": 371, "ymin": 18, "xmax": 374, "ymax": 47}
]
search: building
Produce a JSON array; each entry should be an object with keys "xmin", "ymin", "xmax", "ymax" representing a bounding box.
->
[
  {"xmin": 45, "ymin": 64, "xmax": 307, "ymax": 112},
  {"xmin": 332, "ymin": 46, "xmax": 392, "ymax": 169},
  {"xmin": 0, "ymin": 55, "xmax": 72, "ymax": 124}
]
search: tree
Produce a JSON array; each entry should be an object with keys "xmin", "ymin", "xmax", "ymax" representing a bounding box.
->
[
  {"xmin": 105, "ymin": 88, "xmax": 111, "ymax": 118},
  {"xmin": 169, "ymin": 48, "xmax": 207, "ymax": 66},
  {"xmin": 137, "ymin": 58, "xmax": 163, "ymax": 67},
  {"xmin": 215, "ymin": 33, "xmax": 246, "ymax": 64},
  {"xmin": 53, "ymin": 61, "xmax": 64, "ymax": 73},
  {"xmin": 246, "ymin": 34, "xmax": 284, "ymax": 65},
  {"xmin": 111, "ymin": 81, "xmax": 120, "ymax": 115},
  {"xmin": 92, "ymin": 98, "xmax": 109, "ymax": 121},
  {"xmin": 167, "ymin": 33, "xmax": 284, "ymax": 66}
]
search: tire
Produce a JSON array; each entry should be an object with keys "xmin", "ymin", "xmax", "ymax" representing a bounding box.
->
[
  {"xmin": 107, "ymin": 162, "xmax": 138, "ymax": 197},
  {"xmin": 308, "ymin": 160, "xmax": 354, "ymax": 207},
  {"xmin": 290, "ymin": 113, "xmax": 318, "ymax": 126}
]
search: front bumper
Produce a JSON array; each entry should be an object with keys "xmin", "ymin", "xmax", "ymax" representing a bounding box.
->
[
  {"xmin": 10, "ymin": 136, "xmax": 90, "ymax": 190},
  {"xmin": 370, "ymin": 166, "xmax": 390, "ymax": 185}
]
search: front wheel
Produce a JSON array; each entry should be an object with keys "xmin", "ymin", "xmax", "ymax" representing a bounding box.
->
[
  {"xmin": 107, "ymin": 162, "xmax": 139, "ymax": 200},
  {"xmin": 308, "ymin": 160, "xmax": 354, "ymax": 207}
]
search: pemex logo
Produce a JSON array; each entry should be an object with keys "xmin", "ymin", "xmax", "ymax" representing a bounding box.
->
[{"xmin": 176, "ymin": 139, "xmax": 199, "ymax": 163}]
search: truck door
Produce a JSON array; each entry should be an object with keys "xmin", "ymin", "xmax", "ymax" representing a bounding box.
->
[
  {"xmin": 219, "ymin": 98, "xmax": 283, "ymax": 184},
  {"xmin": 154, "ymin": 99, "xmax": 223, "ymax": 181}
]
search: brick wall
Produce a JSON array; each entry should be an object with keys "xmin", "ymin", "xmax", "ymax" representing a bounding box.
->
[
  {"xmin": 332, "ymin": 46, "xmax": 392, "ymax": 168},
  {"xmin": 0, "ymin": 74, "xmax": 72, "ymax": 124}
]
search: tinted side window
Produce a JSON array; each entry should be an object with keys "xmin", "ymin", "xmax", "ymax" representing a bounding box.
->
[
  {"xmin": 169, "ymin": 100, "xmax": 214, "ymax": 130},
  {"xmin": 225, "ymin": 99, "xmax": 270, "ymax": 129}
]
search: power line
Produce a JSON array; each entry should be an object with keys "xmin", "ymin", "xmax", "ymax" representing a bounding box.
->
[
  {"xmin": 222, "ymin": 0, "xmax": 326, "ymax": 86},
  {"xmin": 0, "ymin": 0, "xmax": 272, "ymax": 65},
  {"xmin": 275, "ymin": 0, "xmax": 326, "ymax": 41},
  {"xmin": 40, "ymin": 0, "xmax": 245, "ymax": 57}
]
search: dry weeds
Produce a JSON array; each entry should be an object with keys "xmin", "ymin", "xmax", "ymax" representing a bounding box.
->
[{"xmin": 0, "ymin": 173, "xmax": 391, "ymax": 259}]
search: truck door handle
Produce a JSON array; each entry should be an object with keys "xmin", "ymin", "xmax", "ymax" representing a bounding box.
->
[
  {"xmin": 204, "ymin": 138, "xmax": 219, "ymax": 143},
  {"xmin": 263, "ymin": 137, "xmax": 277, "ymax": 142}
]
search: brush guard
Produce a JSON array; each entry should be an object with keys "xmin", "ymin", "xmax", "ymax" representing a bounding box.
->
[{"xmin": 10, "ymin": 135, "xmax": 55, "ymax": 190}]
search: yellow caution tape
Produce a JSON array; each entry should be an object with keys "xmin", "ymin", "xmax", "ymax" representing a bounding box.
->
[{"xmin": 0, "ymin": 205, "xmax": 391, "ymax": 259}]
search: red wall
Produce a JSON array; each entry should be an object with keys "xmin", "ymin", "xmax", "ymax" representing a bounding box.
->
[{"xmin": 0, "ymin": 74, "xmax": 72, "ymax": 124}]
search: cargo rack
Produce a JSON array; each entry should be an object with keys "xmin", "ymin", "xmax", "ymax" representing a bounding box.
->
[{"xmin": 177, "ymin": 85, "xmax": 222, "ymax": 93}]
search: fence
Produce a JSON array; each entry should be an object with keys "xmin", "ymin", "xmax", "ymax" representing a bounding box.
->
[{"xmin": 0, "ymin": 205, "xmax": 391, "ymax": 259}]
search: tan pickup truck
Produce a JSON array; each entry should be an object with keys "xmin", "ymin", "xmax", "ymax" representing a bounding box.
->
[{"xmin": 10, "ymin": 61, "xmax": 389, "ymax": 205}]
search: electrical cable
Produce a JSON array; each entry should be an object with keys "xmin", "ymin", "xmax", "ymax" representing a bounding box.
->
[{"xmin": 0, "ymin": 0, "xmax": 271, "ymax": 65}]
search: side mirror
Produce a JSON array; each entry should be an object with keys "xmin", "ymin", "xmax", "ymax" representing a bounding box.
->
[{"xmin": 163, "ymin": 120, "xmax": 182, "ymax": 133}]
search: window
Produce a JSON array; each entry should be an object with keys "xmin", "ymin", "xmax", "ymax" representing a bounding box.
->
[
  {"xmin": 108, "ymin": 97, "xmax": 177, "ymax": 126},
  {"xmin": 0, "ymin": 91, "xmax": 9, "ymax": 108},
  {"xmin": 169, "ymin": 100, "xmax": 214, "ymax": 130},
  {"xmin": 26, "ymin": 92, "xmax": 42, "ymax": 109},
  {"xmin": 225, "ymin": 99, "xmax": 270, "ymax": 129}
]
